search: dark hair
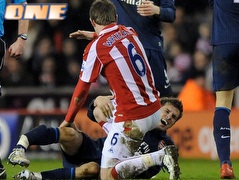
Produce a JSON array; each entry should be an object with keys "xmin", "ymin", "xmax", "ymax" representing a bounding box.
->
[
  {"xmin": 160, "ymin": 97, "xmax": 183, "ymax": 121},
  {"xmin": 89, "ymin": 0, "xmax": 117, "ymax": 25}
]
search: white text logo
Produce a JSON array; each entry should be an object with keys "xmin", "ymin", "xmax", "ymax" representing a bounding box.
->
[{"xmin": 5, "ymin": 3, "xmax": 68, "ymax": 20}]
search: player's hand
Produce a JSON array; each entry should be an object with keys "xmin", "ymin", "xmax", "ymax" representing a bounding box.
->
[
  {"xmin": 8, "ymin": 39, "xmax": 26, "ymax": 60},
  {"xmin": 69, "ymin": 30, "xmax": 95, "ymax": 40},
  {"xmin": 137, "ymin": 0, "xmax": 160, "ymax": 16},
  {"xmin": 94, "ymin": 95, "xmax": 114, "ymax": 118}
]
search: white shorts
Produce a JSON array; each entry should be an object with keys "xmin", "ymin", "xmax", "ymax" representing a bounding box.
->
[{"xmin": 101, "ymin": 109, "xmax": 160, "ymax": 168}]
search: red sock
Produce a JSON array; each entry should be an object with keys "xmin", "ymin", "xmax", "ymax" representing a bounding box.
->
[
  {"xmin": 111, "ymin": 167, "xmax": 119, "ymax": 179},
  {"xmin": 98, "ymin": 121, "xmax": 105, "ymax": 127}
]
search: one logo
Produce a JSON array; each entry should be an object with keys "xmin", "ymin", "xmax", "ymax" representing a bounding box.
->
[
  {"xmin": 5, "ymin": 3, "xmax": 68, "ymax": 20},
  {"xmin": 221, "ymin": 135, "xmax": 230, "ymax": 139}
]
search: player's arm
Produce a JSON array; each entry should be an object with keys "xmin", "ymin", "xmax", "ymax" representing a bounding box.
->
[
  {"xmin": 8, "ymin": 1, "xmax": 29, "ymax": 60},
  {"xmin": 60, "ymin": 80, "xmax": 91, "ymax": 128},
  {"xmin": 69, "ymin": 30, "xmax": 97, "ymax": 40},
  {"xmin": 137, "ymin": 0, "xmax": 160, "ymax": 16},
  {"xmin": 137, "ymin": 0, "xmax": 175, "ymax": 22}
]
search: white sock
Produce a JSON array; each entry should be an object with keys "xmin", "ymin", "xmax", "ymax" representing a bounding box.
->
[
  {"xmin": 17, "ymin": 135, "xmax": 29, "ymax": 150},
  {"xmin": 115, "ymin": 150, "xmax": 164, "ymax": 178},
  {"xmin": 150, "ymin": 150, "xmax": 164, "ymax": 165},
  {"xmin": 32, "ymin": 172, "xmax": 42, "ymax": 179}
]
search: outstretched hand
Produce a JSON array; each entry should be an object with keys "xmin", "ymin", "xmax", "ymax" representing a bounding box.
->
[{"xmin": 69, "ymin": 30, "xmax": 95, "ymax": 40}]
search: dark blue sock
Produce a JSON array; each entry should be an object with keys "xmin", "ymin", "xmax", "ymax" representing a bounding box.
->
[
  {"xmin": 41, "ymin": 167, "xmax": 75, "ymax": 179},
  {"xmin": 213, "ymin": 107, "xmax": 232, "ymax": 166},
  {"xmin": 0, "ymin": 158, "xmax": 3, "ymax": 168},
  {"xmin": 18, "ymin": 125, "xmax": 59, "ymax": 146}
]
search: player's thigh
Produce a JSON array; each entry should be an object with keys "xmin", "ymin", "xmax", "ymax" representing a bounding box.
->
[{"xmin": 59, "ymin": 127, "xmax": 83, "ymax": 155}]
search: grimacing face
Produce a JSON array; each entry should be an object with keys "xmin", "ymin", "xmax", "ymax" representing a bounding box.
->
[{"xmin": 157, "ymin": 102, "xmax": 180, "ymax": 131}]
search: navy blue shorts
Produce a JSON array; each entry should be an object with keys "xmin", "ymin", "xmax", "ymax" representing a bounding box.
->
[
  {"xmin": 62, "ymin": 133, "xmax": 106, "ymax": 168},
  {"xmin": 145, "ymin": 49, "xmax": 173, "ymax": 97},
  {"xmin": 212, "ymin": 44, "xmax": 239, "ymax": 91}
]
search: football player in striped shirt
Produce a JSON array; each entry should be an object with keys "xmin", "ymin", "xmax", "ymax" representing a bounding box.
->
[{"xmin": 59, "ymin": 0, "xmax": 165, "ymax": 179}]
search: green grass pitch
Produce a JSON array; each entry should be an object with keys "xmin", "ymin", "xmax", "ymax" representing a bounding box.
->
[{"xmin": 2, "ymin": 158, "xmax": 239, "ymax": 179}]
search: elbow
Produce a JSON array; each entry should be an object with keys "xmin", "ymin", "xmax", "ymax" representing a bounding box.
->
[
  {"xmin": 167, "ymin": 9, "xmax": 176, "ymax": 23},
  {"xmin": 168, "ymin": 16, "xmax": 176, "ymax": 23},
  {"xmin": 160, "ymin": 8, "xmax": 176, "ymax": 23},
  {"xmin": 162, "ymin": 15, "xmax": 175, "ymax": 23}
]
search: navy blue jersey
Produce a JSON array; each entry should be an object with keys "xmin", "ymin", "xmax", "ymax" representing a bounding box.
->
[
  {"xmin": 210, "ymin": 0, "xmax": 239, "ymax": 45},
  {"xmin": 111, "ymin": 0, "xmax": 175, "ymax": 52},
  {"xmin": 110, "ymin": 0, "xmax": 175, "ymax": 96}
]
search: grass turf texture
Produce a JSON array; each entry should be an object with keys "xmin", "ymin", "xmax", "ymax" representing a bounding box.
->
[{"xmin": 2, "ymin": 158, "xmax": 239, "ymax": 179}]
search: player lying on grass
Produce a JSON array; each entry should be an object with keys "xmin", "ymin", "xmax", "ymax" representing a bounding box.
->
[{"xmin": 8, "ymin": 96, "xmax": 183, "ymax": 180}]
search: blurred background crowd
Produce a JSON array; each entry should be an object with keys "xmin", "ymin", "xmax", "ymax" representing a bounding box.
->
[{"xmin": 4, "ymin": 0, "xmax": 233, "ymax": 110}]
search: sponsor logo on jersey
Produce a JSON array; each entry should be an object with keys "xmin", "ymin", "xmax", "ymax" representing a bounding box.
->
[
  {"xmin": 5, "ymin": 3, "xmax": 67, "ymax": 20},
  {"xmin": 120, "ymin": 0, "xmax": 142, "ymax": 5}
]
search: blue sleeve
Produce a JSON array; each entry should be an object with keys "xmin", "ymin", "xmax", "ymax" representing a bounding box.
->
[
  {"xmin": 12, "ymin": 0, "xmax": 27, "ymax": 3},
  {"xmin": 87, "ymin": 99, "xmax": 97, "ymax": 122},
  {"xmin": 158, "ymin": 0, "xmax": 176, "ymax": 23}
]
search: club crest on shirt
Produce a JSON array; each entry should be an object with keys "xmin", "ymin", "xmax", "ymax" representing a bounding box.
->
[{"xmin": 81, "ymin": 60, "xmax": 86, "ymax": 72}]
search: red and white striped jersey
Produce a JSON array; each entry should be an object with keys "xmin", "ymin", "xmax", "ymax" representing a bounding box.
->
[{"xmin": 81, "ymin": 24, "xmax": 161, "ymax": 122}]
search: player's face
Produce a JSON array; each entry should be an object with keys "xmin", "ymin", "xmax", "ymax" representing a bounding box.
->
[{"xmin": 157, "ymin": 103, "xmax": 180, "ymax": 131}]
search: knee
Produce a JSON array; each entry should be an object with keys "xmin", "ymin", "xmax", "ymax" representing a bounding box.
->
[
  {"xmin": 59, "ymin": 127, "xmax": 78, "ymax": 142},
  {"xmin": 75, "ymin": 162, "xmax": 100, "ymax": 178},
  {"xmin": 87, "ymin": 162, "xmax": 100, "ymax": 175}
]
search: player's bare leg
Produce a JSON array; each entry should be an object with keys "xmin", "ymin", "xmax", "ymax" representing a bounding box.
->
[{"xmin": 75, "ymin": 162, "xmax": 100, "ymax": 179}]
